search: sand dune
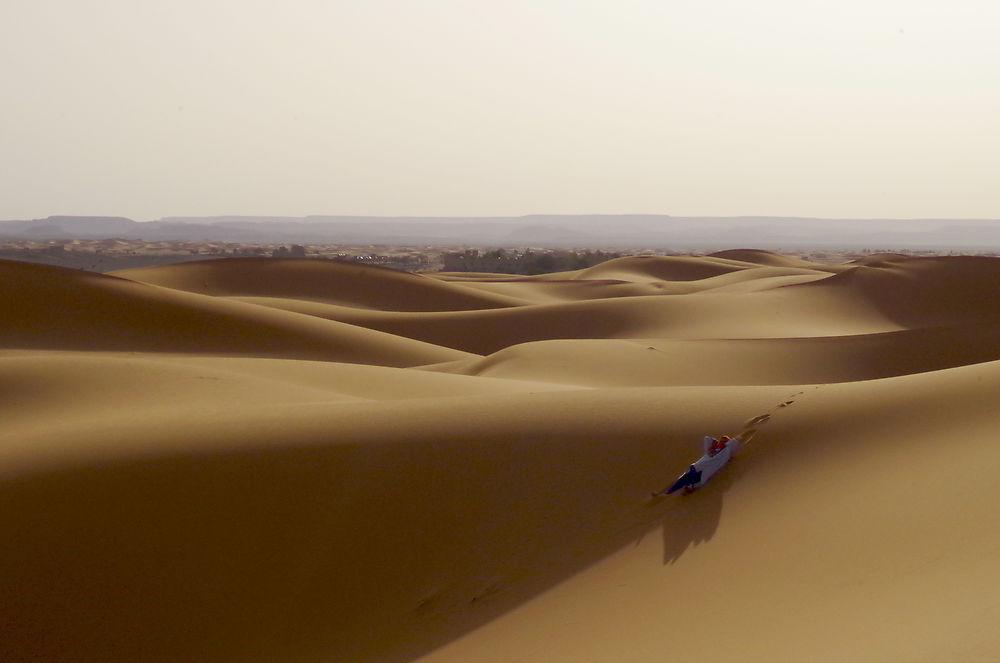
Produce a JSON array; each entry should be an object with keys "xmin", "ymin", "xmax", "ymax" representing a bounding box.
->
[
  {"xmin": 710, "ymin": 247, "xmax": 847, "ymax": 269},
  {"xmin": 416, "ymin": 361, "xmax": 1000, "ymax": 663},
  {"xmin": 800, "ymin": 255, "xmax": 1000, "ymax": 327},
  {"xmin": 4, "ymin": 251, "xmax": 1000, "ymax": 663},
  {"xmin": 113, "ymin": 258, "xmax": 529, "ymax": 310},
  {"xmin": 229, "ymin": 278, "xmax": 905, "ymax": 354},
  {"xmin": 0, "ymin": 259, "xmax": 468, "ymax": 366},
  {"xmin": 573, "ymin": 254, "xmax": 751, "ymax": 281},
  {"xmin": 429, "ymin": 276, "xmax": 677, "ymax": 302}
]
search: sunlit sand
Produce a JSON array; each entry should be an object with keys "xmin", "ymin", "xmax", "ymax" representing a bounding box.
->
[{"xmin": 3, "ymin": 251, "xmax": 999, "ymax": 662}]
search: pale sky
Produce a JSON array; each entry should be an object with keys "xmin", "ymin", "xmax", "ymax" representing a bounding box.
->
[{"xmin": 2, "ymin": 0, "xmax": 998, "ymax": 221}]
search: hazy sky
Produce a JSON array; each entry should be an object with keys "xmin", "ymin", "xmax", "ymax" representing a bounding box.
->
[{"xmin": 2, "ymin": 1, "xmax": 998, "ymax": 220}]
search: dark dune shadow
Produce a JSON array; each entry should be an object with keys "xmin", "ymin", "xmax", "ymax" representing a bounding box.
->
[
  {"xmin": 0, "ymin": 431, "xmax": 708, "ymax": 663},
  {"xmin": 794, "ymin": 256, "xmax": 1000, "ymax": 328},
  {"xmin": 0, "ymin": 383, "xmax": 797, "ymax": 663}
]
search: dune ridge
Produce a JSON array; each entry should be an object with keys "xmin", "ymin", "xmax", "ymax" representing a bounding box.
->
[
  {"xmin": 4, "ymin": 251, "xmax": 1000, "ymax": 663},
  {"xmin": 424, "ymin": 322, "xmax": 1000, "ymax": 386},
  {"xmin": 0, "ymin": 260, "xmax": 469, "ymax": 366},
  {"xmin": 113, "ymin": 258, "xmax": 530, "ymax": 310},
  {"xmin": 224, "ymin": 278, "xmax": 907, "ymax": 354}
]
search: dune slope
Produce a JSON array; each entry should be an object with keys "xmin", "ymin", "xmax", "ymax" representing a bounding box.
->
[
  {"xmin": 113, "ymin": 258, "xmax": 528, "ymax": 311},
  {"xmin": 0, "ymin": 260, "xmax": 469, "ymax": 366},
  {"xmin": 416, "ymin": 361, "xmax": 1000, "ymax": 663},
  {"xmin": 427, "ymin": 322, "xmax": 1000, "ymax": 386}
]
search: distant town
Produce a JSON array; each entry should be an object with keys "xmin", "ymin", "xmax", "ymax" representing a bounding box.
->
[
  {"xmin": 3, "ymin": 214, "xmax": 999, "ymax": 273},
  {"xmin": 0, "ymin": 237, "xmax": 987, "ymax": 275}
]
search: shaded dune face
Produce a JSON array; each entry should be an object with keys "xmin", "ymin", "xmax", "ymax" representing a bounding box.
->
[
  {"xmin": 0, "ymin": 260, "xmax": 468, "ymax": 366},
  {"xmin": 800, "ymin": 256, "xmax": 1000, "ymax": 327},
  {"xmin": 112, "ymin": 258, "xmax": 527, "ymax": 311},
  {"xmin": 5, "ymin": 251, "xmax": 1000, "ymax": 663}
]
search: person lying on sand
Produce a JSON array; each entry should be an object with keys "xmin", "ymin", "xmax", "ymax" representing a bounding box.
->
[{"xmin": 652, "ymin": 434, "xmax": 738, "ymax": 497}]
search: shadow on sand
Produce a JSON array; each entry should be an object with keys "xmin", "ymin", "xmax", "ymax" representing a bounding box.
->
[{"xmin": 651, "ymin": 441, "xmax": 761, "ymax": 565}]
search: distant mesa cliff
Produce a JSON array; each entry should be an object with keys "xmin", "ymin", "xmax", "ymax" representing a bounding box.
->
[
  {"xmin": 2, "ymin": 216, "xmax": 136, "ymax": 238},
  {"xmin": 2, "ymin": 214, "xmax": 1000, "ymax": 250}
]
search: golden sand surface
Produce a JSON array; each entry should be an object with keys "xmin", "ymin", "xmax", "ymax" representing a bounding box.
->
[{"xmin": 3, "ymin": 251, "xmax": 1000, "ymax": 662}]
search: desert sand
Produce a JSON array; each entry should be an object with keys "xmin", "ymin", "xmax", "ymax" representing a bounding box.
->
[{"xmin": 3, "ymin": 251, "xmax": 1000, "ymax": 662}]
